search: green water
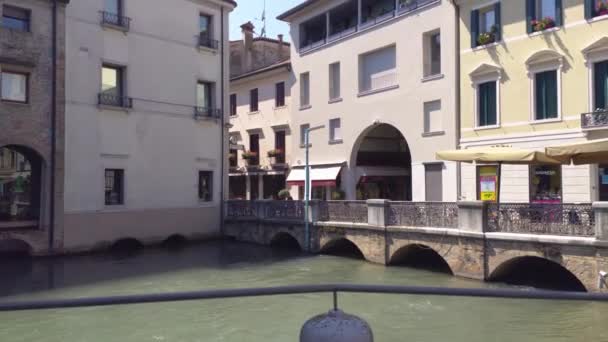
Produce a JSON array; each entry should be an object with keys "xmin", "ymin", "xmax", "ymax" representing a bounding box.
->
[{"xmin": 0, "ymin": 241, "xmax": 606, "ymax": 342}]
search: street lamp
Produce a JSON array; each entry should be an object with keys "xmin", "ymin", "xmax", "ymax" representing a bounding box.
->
[{"xmin": 304, "ymin": 125, "xmax": 324, "ymax": 252}]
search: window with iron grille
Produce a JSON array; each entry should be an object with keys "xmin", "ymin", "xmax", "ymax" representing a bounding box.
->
[
  {"xmin": 105, "ymin": 169, "xmax": 124, "ymax": 205},
  {"xmin": 198, "ymin": 171, "xmax": 213, "ymax": 202}
]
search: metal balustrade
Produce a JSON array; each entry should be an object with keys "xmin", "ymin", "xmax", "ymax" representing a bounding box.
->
[
  {"xmin": 100, "ymin": 11, "xmax": 131, "ymax": 30},
  {"xmin": 194, "ymin": 107, "xmax": 222, "ymax": 119},
  {"xmin": 581, "ymin": 110, "xmax": 608, "ymax": 129},
  {"xmin": 199, "ymin": 34, "xmax": 219, "ymax": 50},
  {"xmin": 388, "ymin": 202, "xmax": 458, "ymax": 228},
  {"xmin": 98, "ymin": 93, "xmax": 133, "ymax": 108},
  {"xmin": 486, "ymin": 203, "xmax": 595, "ymax": 237}
]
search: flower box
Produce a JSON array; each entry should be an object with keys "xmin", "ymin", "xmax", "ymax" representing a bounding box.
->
[
  {"xmin": 477, "ymin": 32, "xmax": 496, "ymax": 46},
  {"xmin": 531, "ymin": 17, "xmax": 555, "ymax": 32}
]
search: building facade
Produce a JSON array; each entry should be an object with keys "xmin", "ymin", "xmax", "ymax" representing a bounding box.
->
[
  {"xmin": 61, "ymin": 0, "xmax": 235, "ymax": 253},
  {"xmin": 0, "ymin": 0, "xmax": 68, "ymax": 255},
  {"xmin": 278, "ymin": 0, "xmax": 459, "ymax": 201},
  {"xmin": 457, "ymin": 0, "xmax": 608, "ymax": 203},
  {"xmin": 228, "ymin": 23, "xmax": 293, "ymax": 200}
]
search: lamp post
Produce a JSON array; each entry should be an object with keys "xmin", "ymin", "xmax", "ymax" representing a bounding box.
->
[{"xmin": 304, "ymin": 125, "xmax": 324, "ymax": 252}]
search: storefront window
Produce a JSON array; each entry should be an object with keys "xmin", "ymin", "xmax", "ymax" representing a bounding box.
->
[
  {"xmin": 599, "ymin": 165, "xmax": 608, "ymax": 201},
  {"xmin": 477, "ymin": 165, "xmax": 498, "ymax": 202},
  {"xmin": 530, "ymin": 165, "xmax": 562, "ymax": 203}
]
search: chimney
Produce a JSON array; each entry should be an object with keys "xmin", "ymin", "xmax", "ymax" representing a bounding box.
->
[
  {"xmin": 241, "ymin": 21, "xmax": 255, "ymax": 72},
  {"xmin": 277, "ymin": 34, "xmax": 285, "ymax": 60}
]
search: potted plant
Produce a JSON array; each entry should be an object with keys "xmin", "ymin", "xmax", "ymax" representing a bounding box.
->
[
  {"xmin": 241, "ymin": 151, "xmax": 258, "ymax": 166},
  {"xmin": 331, "ymin": 189, "xmax": 345, "ymax": 200},
  {"xmin": 267, "ymin": 149, "xmax": 284, "ymax": 164},
  {"xmin": 278, "ymin": 189, "xmax": 292, "ymax": 200},
  {"xmin": 477, "ymin": 32, "xmax": 495, "ymax": 46},
  {"xmin": 531, "ymin": 17, "xmax": 555, "ymax": 32},
  {"xmin": 598, "ymin": 1, "xmax": 608, "ymax": 16}
]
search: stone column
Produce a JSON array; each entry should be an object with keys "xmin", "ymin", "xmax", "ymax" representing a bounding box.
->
[
  {"xmin": 367, "ymin": 199, "xmax": 389, "ymax": 227},
  {"xmin": 246, "ymin": 176, "xmax": 251, "ymax": 200},
  {"xmin": 307, "ymin": 200, "xmax": 321, "ymax": 223},
  {"xmin": 457, "ymin": 201, "xmax": 487, "ymax": 233},
  {"xmin": 593, "ymin": 202, "xmax": 608, "ymax": 240}
]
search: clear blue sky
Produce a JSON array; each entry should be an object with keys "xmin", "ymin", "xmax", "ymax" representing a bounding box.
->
[{"xmin": 229, "ymin": 0, "xmax": 303, "ymax": 41}]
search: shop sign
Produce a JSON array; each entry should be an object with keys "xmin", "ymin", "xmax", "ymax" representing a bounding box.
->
[{"xmin": 478, "ymin": 166, "xmax": 497, "ymax": 202}]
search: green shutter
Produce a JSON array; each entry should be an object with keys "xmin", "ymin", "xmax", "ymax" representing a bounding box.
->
[
  {"xmin": 487, "ymin": 82, "xmax": 497, "ymax": 125},
  {"xmin": 526, "ymin": 0, "xmax": 535, "ymax": 33},
  {"xmin": 584, "ymin": 0, "xmax": 594, "ymax": 19},
  {"xmin": 494, "ymin": 2, "xmax": 502, "ymax": 42},
  {"xmin": 535, "ymin": 71, "xmax": 558, "ymax": 120},
  {"xmin": 479, "ymin": 82, "xmax": 497, "ymax": 126},
  {"xmin": 536, "ymin": 72, "xmax": 546, "ymax": 120},
  {"xmin": 555, "ymin": 0, "xmax": 563, "ymax": 26},
  {"xmin": 471, "ymin": 9, "xmax": 479, "ymax": 48},
  {"xmin": 595, "ymin": 61, "xmax": 608, "ymax": 110}
]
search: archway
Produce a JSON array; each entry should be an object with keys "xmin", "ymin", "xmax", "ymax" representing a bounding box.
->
[
  {"xmin": 0, "ymin": 145, "xmax": 44, "ymax": 227},
  {"xmin": 351, "ymin": 124, "xmax": 411, "ymax": 201},
  {"xmin": 320, "ymin": 238, "xmax": 365, "ymax": 259},
  {"xmin": 389, "ymin": 244, "xmax": 453, "ymax": 274},
  {"xmin": 269, "ymin": 232, "xmax": 302, "ymax": 251},
  {"xmin": 489, "ymin": 256, "xmax": 586, "ymax": 292}
]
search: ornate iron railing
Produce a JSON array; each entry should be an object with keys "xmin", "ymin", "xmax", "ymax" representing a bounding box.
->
[
  {"xmin": 581, "ymin": 110, "xmax": 608, "ymax": 129},
  {"xmin": 100, "ymin": 11, "xmax": 131, "ymax": 30},
  {"xmin": 199, "ymin": 34, "xmax": 219, "ymax": 50},
  {"xmin": 388, "ymin": 202, "xmax": 459, "ymax": 228},
  {"xmin": 194, "ymin": 107, "xmax": 222, "ymax": 119},
  {"xmin": 264, "ymin": 201, "xmax": 305, "ymax": 221},
  {"xmin": 98, "ymin": 93, "xmax": 133, "ymax": 108},
  {"xmin": 319, "ymin": 201, "xmax": 368, "ymax": 223},
  {"xmin": 487, "ymin": 203, "xmax": 595, "ymax": 237},
  {"xmin": 226, "ymin": 200, "xmax": 258, "ymax": 219}
]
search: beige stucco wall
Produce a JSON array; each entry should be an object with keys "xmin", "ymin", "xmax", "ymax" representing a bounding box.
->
[
  {"xmin": 63, "ymin": 0, "xmax": 233, "ymax": 251},
  {"xmin": 458, "ymin": 0, "xmax": 608, "ymax": 202},
  {"xmin": 283, "ymin": 0, "xmax": 459, "ymax": 201}
]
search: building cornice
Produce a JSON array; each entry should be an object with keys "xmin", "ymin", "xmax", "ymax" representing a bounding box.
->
[{"xmin": 230, "ymin": 60, "xmax": 291, "ymax": 82}]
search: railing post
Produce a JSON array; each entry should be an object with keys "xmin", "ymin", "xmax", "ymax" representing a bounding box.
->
[
  {"xmin": 366, "ymin": 199, "xmax": 389, "ymax": 227},
  {"xmin": 593, "ymin": 202, "xmax": 608, "ymax": 240},
  {"xmin": 256, "ymin": 200, "xmax": 269, "ymax": 220},
  {"xmin": 457, "ymin": 201, "xmax": 487, "ymax": 233},
  {"xmin": 307, "ymin": 200, "xmax": 320, "ymax": 223}
]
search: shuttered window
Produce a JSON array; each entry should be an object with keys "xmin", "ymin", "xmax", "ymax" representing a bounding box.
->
[
  {"xmin": 478, "ymin": 81, "xmax": 497, "ymax": 127},
  {"xmin": 595, "ymin": 61, "xmax": 608, "ymax": 110},
  {"xmin": 534, "ymin": 70, "xmax": 558, "ymax": 120}
]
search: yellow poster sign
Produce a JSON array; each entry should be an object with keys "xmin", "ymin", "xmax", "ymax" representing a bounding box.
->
[{"xmin": 478, "ymin": 166, "xmax": 497, "ymax": 202}]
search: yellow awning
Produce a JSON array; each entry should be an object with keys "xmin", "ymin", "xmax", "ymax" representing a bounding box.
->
[
  {"xmin": 545, "ymin": 138, "xmax": 608, "ymax": 165},
  {"xmin": 436, "ymin": 147, "xmax": 563, "ymax": 165}
]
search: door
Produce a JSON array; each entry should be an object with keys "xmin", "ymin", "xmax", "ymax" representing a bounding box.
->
[{"xmin": 425, "ymin": 163, "xmax": 443, "ymax": 202}]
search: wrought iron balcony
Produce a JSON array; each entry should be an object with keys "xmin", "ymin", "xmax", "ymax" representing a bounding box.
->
[
  {"xmin": 100, "ymin": 11, "xmax": 131, "ymax": 31},
  {"xmin": 98, "ymin": 93, "xmax": 133, "ymax": 108},
  {"xmin": 581, "ymin": 109, "xmax": 608, "ymax": 129},
  {"xmin": 194, "ymin": 107, "xmax": 222, "ymax": 120},
  {"xmin": 198, "ymin": 34, "xmax": 219, "ymax": 50}
]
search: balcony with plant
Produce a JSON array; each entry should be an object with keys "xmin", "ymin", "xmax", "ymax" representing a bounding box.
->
[
  {"xmin": 241, "ymin": 151, "xmax": 258, "ymax": 166},
  {"xmin": 267, "ymin": 149, "xmax": 285, "ymax": 165}
]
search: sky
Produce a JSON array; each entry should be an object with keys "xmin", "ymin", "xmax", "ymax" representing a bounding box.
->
[{"xmin": 229, "ymin": 0, "xmax": 304, "ymax": 41}]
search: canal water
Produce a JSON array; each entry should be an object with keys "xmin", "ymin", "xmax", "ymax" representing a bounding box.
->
[{"xmin": 0, "ymin": 240, "xmax": 607, "ymax": 342}]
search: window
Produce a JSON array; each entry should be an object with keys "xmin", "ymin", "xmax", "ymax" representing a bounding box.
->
[
  {"xmin": 100, "ymin": 64, "xmax": 127, "ymax": 106},
  {"xmin": 299, "ymin": 14, "xmax": 326, "ymax": 49},
  {"xmin": 359, "ymin": 45, "xmax": 397, "ymax": 93},
  {"xmin": 424, "ymin": 32, "xmax": 441, "ymax": 77},
  {"xmin": 275, "ymin": 82, "xmax": 285, "ymax": 107},
  {"xmin": 470, "ymin": 3, "xmax": 501, "ymax": 48},
  {"xmin": 300, "ymin": 124, "xmax": 310, "ymax": 146},
  {"xmin": 104, "ymin": 169, "xmax": 124, "ymax": 205},
  {"xmin": 1, "ymin": 5, "xmax": 30, "ymax": 32},
  {"xmin": 594, "ymin": 60, "xmax": 608, "ymax": 110},
  {"xmin": 477, "ymin": 81, "xmax": 498, "ymax": 127},
  {"xmin": 423, "ymin": 100, "xmax": 443, "ymax": 134},
  {"xmin": 250, "ymin": 88, "xmax": 258, "ymax": 112},
  {"xmin": 526, "ymin": 0, "xmax": 562, "ymax": 33},
  {"xmin": 586, "ymin": 0, "xmax": 608, "ymax": 19},
  {"xmin": 534, "ymin": 70, "xmax": 558, "ymax": 120},
  {"xmin": 425, "ymin": 164, "xmax": 443, "ymax": 202},
  {"xmin": 200, "ymin": 14, "xmax": 212, "ymax": 37},
  {"xmin": 329, "ymin": 118, "xmax": 342, "ymax": 142},
  {"xmin": 104, "ymin": 0, "xmax": 122, "ymax": 15},
  {"xmin": 249, "ymin": 133, "xmax": 259, "ymax": 166},
  {"xmin": 300, "ymin": 72, "xmax": 310, "ymax": 107},
  {"xmin": 274, "ymin": 131, "xmax": 286, "ymax": 164},
  {"xmin": 329, "ymin": 62, "xmax": 341, "ymax": 100},
  {"xmin": 198, "ymin": 171, "xmax": 213, "ymax": 201},
  {"xmin": 1, "ymin": 71, "xmax": 28, "ymax": 103},
  {"xmin": 230, "ymin": 94, "xmax": 237, "ymax": 116},
  {"xmin": 197, "ymin": 81, "xmax": 213, "ymax": 109},
  {"xmin": 229, "ymin": 148, "xmax": 238, "ymax": 168},
  {"xmin": 529, "ymin": 165, "xmax": 562, "ymax": 203}
]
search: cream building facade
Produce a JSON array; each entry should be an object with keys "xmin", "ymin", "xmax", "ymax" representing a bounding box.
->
[
  {"xmin": 62, "ymin": 0, "xmax": 235, "ymax": 252},
  {"xmin": 278, "ymin": 0, "xmax": 459, "ymax": 201},
  {"xmin": 457, "ymin": 0, "xmax": 608, "ymax": 203},
  {"xmin": 228, "ymin": 23, "xmax": 293, "ymax": 200}
]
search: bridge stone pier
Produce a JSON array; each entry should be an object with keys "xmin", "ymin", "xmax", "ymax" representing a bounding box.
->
[{"xmin": 225, "ymin": 200, "xmax": 608, "ymax": 292}]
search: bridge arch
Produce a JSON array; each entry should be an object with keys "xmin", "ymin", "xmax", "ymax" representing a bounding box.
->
[
  {"xmin": 269, "ymin": 232, "xmax": 302, "ymax": 251},
  {"xmin": 161, "ymin": 234, "xmax": 188, "ymax": 249},
  {"xmin": 320, "ymin": 238, "xmax": 365, "ymax": 259},
  {"xmin": 488, "ymin": 256, "xmax": 587, "ymax": 292},
  {"xmin": 389, "ymin": 244, "xmax": 453, "ymax": 274},
  {"xmin": 110, "ymin": 237, "xmax": 144, "ymax": 253},
  {"xmin": 0, "ymin": 238, "xmax": 33, "ymax": 257}
]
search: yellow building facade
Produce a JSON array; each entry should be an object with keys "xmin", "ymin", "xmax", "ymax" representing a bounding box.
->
[{"xmin": 457, "ymin": 0, "xmax": 608, "ymax": 203}]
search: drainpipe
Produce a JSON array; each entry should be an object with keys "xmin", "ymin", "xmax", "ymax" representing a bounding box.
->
[
  {"xmin": 219, "ymin": 6, "xmax": 226, "ymax": 236},
  {"xmin": 49, "ymin": 0, "xmax": 58, "ymax": 254}
]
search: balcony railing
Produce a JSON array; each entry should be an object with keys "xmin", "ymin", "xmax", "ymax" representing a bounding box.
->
[
  {"xmin": 194, "ymin": 107, "xmax": 222, "ymax": 120},
  {"xmin": 98, "ymin": 93, "xmax": 133, "ymax": 108},
  {"xmin": 397, "ymin": 0, "xmax": 438, "ymax": 14},
  {"xmin": 318, "ymin": 201, "xmax": 368, "ymax": 223},
  {"xmin": 388, "ymin": 202, "xmax": 459, "ymax": 228},
  {"xmin": 581, "ymin": 110, "xmax": 608, "ymax": 129},
  {"xmin": 100, "ymin": 11, "xmax": 131, "ymax": 30},
  {"xmin": 487, "ymin": 203, "xmax": 595, "ymax": 237},
  {"xmin": 199, "ymin": 34, "xmax": 219, "ymax": 50}
]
